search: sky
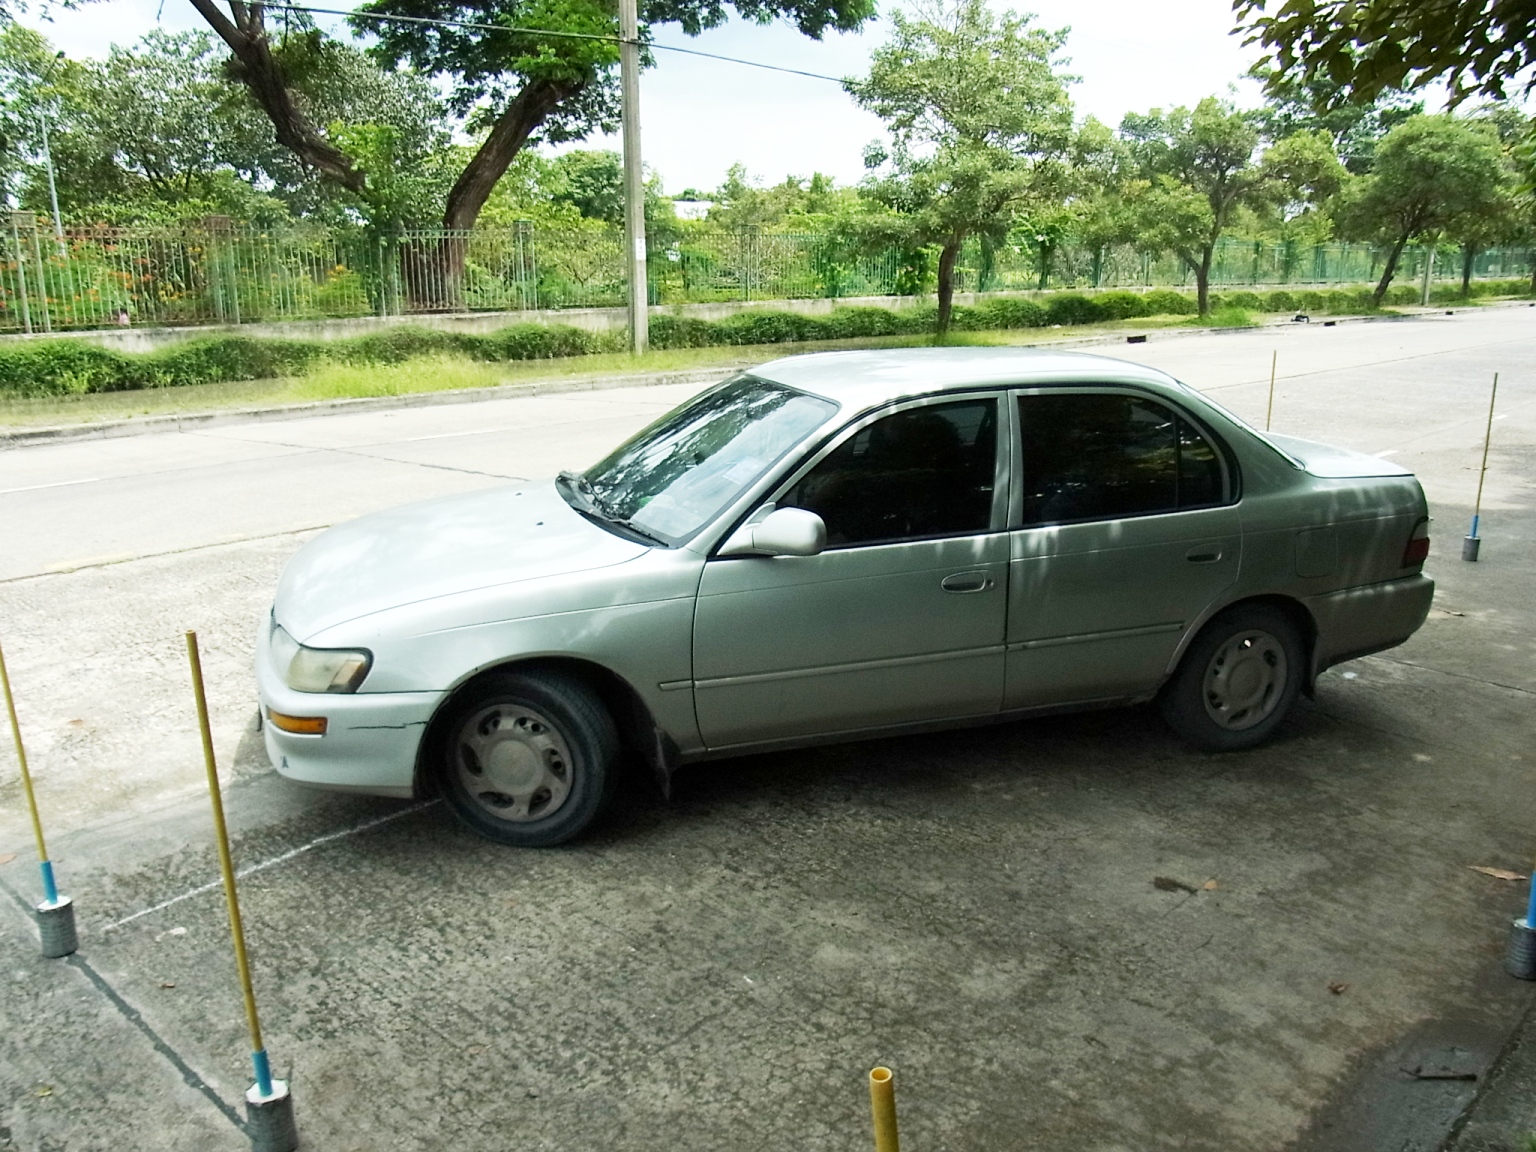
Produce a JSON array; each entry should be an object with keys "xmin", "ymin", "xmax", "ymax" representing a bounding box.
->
[{"xmin": 24, "ymin": 0, "xmax": 1279, "ymax": 193}]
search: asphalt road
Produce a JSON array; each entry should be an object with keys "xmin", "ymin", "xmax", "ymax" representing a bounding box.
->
[{"xmin": 1, "ymin": 308, "xmax": 1533, "ymax": 1151}]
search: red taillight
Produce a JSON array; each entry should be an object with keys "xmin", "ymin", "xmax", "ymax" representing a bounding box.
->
[{"xmin": 1402, "ymin": 518, "xmax": 1430, "ymax": 567}]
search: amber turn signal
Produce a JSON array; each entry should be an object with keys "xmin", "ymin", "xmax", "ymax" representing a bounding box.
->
[{"xmin": 267, "ymin": 710, "xmax": 328, "ymax": 736}]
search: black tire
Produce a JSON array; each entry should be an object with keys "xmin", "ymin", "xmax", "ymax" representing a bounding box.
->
[
  {"xmin": 1159, "ymin": 604, "xmax": 1304, "ymax": 752},
  {"xmin": 433, "ymin": 669, "xmax": 619, "ymax": 847}
]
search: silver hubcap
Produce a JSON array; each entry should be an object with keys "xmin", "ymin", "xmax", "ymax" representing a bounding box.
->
[
  {"xmin": 455, "ymin": 704, "xmax": 573, "ymax": 822},
  {"xmin": 1202, "ymin": 629, "xmax": 1288, "ymax": 731}
]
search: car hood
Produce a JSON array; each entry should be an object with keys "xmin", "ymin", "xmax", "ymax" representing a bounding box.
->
[
  {"xmin": 1265, "ymin": 433, "xmax": 1413, "ymax": 478},
  {"xmin": 274, "ymin": 480, "xmax": 648, "ymax": 640}
]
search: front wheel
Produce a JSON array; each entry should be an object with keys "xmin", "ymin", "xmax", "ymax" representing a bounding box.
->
[
  {"xmin": 434, "ymin": 670, "xmax": 619, "ymax": 847},
  {"xmin": 1160, "ymin": 605, "xmax": 1304, "ymax": 751}
]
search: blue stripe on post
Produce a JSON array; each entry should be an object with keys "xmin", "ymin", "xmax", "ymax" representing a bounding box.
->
[
  {"xmin": 252, "ymin": 1048, "xmax": 274, "ymax": 1099},
  {"xmin": 1470, "ymin": 514, "xmax": 1481, "ymax": 539},
  {"xmin": 39, "ymin": 859, "xmax": 58, "ymax": 906},
  {"xmin": 1526, "ymin": 874, "xmax": 1536, "ymax": 931}
]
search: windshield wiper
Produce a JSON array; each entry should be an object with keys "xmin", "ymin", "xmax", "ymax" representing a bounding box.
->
[
  {"xmin": 556, "ymin": 469, "xmax": 598, "ymax": 513},
  {"xmin": 559, "ymin": 469, "xmax": 668, "ymax": 546},
  {"xmin": 597, "ymin": 514, "xmax": 668, "ymax": 547}
]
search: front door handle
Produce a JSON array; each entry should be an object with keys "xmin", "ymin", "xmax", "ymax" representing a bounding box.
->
[
  {"xmin": 942, "ymin": 571, "xmax": 994, "ymax": 593},
  {"xmin": 1186, "ymin": 546, "xmax": 1223, "ymax": 564}
]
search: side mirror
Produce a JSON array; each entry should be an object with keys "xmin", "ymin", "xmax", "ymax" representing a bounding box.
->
[{"xmin": 718, "ymin": 507, "xmax": 827, "ymax": 557}]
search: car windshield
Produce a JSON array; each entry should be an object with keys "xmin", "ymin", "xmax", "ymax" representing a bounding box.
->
[{"xmin": 579, "ymin": 374, "xmax": 838, "ymax": 546}]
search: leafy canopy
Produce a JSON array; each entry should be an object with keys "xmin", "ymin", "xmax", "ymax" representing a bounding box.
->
[{"xmin": 1235, "ymin": 0, "xmax": 1536, "ymax": 106}]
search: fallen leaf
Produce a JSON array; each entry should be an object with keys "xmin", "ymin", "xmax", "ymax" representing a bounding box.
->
[
  {"xmin": 1202, "ymin": 880, "xmax": 1219, "ymax": 891},
  {"xmin": 33, "ymin": 1086, "xmax": 52, "ymax": 1098},
  {"xmin": 1153, "ymin": 876, "xmax": 1197, "ymax": 894},
  {"xmin": 0, "ymin": 853, "xmax": 15, "ymax": 866},
  {"xmin": 1469, "ymin": 866, "xmax": 1528, "ymax": 882},
  {"xmin": 159, "ymin": 982, "xmax": 176, "ymax": 989},
  {"xmin": 66, "ymin": 718, "xmax": 84, "ymax": 727},
  {"xmin": 1328, "ymin": 982, "xmax": 1350, "ymax": 995}
]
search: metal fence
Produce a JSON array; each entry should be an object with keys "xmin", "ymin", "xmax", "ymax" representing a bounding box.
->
[{"xmin": 1, "ymin": 213, "xmax": 1531, "ymax": 335}]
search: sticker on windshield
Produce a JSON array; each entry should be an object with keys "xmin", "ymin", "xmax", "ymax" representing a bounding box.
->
[{"xmin": 722, "ymin": 459, "xmax": 763, "ymax": 484}]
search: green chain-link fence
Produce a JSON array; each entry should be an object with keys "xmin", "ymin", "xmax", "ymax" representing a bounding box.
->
[{"xmin": 1, "ymin": 212, "xmax": 1530, "ymax": 335}]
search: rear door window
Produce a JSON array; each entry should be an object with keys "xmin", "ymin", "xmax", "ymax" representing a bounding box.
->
[{"xmin": 1018, "ymin": 393, "xmax": 1225, "ymax": 526}]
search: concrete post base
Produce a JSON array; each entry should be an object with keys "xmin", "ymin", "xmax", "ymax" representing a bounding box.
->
[
  {"xmin": 37, "ymin": 897, "xmax": 78, "ymax": 958},
  {"xmin": 245, "ymin": 1079, "xmax": 298, "ymax": 1152}
]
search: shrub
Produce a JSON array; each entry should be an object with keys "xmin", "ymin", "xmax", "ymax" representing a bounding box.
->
[
  {"xmin": 821, "ymin": 307, "xmax": 906, "ymax": 338},
  {"xmin": 1262, "ymin": 291, "xmax": 1297, "ymax": 313},
  {"xmin": 712, "ymin": 309, "xmax": 817, "ymax": 346},
  {"xmin": 1223, "ymin": 291, "xmax": 1263, "ymax": 310},
  {"xmin": 1141, "ymin": 289, "xmax": 1197, "ymax": 315},
  {"xmin": 489, "ymin": 323, "xmax": 597, "ymax": 360},
  {"xmin": 0, "ymin": 340, "xmax": 131, "ymax": 397},
  {"xmin": 648, "ymin": 314, "xmax": 719, "ymax": 349},
  {"xmin": 1295, "ymin": 290, "xmax": 1326, "ymax": 311},
  {"xmin": 1092, "ymin": 291, "xmax": 1149, "ymax": 320},
  {"xmin": 1043, "ymin": 293, "xmax": 1106, "ymax": 326}
]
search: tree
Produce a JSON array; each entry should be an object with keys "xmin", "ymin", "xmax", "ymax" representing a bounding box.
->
[
  {"xmin": 1235, "ymin": 0, "xmax": 1536, "ymax": 107},
  {"xmin": 173, "ymin": 0, "xmax": 870, "ymax": 297},
  {"xmin": 1333, "ymin": 115, "xmax": 1509, "ymax": 304},
  {"xmin": 1123, "ymin": 97, "xmax": 1342, "ymax": 314},
  {"xmin": 852, "ymin": 0, "xmax": 1075, "ymax": 333},
  {"xmin": 1064, "ymin": 116, "xmax": 1144, "ymax": 288},
  {"xmin": 1247, "ymin": 63, "xmax": 1421, "ymax": 173}
]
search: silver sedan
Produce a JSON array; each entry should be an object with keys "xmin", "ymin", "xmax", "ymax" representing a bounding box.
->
[{"xmin": 257, "ymin": 348, "xmax": 1434, "ymax": 846}]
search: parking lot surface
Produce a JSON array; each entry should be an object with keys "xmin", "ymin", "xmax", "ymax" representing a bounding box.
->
[{"xmin": 1, "ymin": 309, "xmax": 1533, "ymax": 1150}]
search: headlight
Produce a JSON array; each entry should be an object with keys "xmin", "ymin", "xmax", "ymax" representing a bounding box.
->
[{"xmin": 269, "ymin": 623, "xmax": 372, "ymax": 694}]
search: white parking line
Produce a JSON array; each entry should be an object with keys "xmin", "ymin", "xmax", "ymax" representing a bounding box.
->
[{"xmin": 98, "ymin": 800, "xmax": 439, "ymax": 932}]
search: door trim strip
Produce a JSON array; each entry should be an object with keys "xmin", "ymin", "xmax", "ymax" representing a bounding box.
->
[
  {"xmin": 1007, "ymin": 620, "xmax": 1183, "ymax": 652},
  {"xmin": 693, "ymin": 643, "xmax": 1006, "ymax": 691}
]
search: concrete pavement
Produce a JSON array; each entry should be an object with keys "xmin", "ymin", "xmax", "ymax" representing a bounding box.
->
[{"xmin": 0, "ymin": 309, "xmax": 1533, "ymax": 1151}]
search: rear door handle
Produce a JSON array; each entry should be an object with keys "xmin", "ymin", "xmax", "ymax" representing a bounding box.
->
[
  {"xmin": 1186, "ymin": 547, "xmax": 1223, "ymax": 564},
  {"xmin": 942, "ymin": 571, "xmax": 994, "ymax": 593}
]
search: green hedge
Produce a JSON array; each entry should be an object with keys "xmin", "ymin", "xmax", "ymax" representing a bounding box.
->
[{"xmin": 4, "ymin": 277, "xmax": 1532, "ymax": 398}]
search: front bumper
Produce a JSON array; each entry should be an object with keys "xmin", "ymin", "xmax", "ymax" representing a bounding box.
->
[
  {"xmin": 256, "ymin": 616, "xmax": 443, "ymax": 797},
  {"xmin": 1306, "ymin": 572, "xmax": 1435, "ymax": 675}
]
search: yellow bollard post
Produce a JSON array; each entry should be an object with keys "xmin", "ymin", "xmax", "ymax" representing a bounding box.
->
[
  {"xmin": 1463, "ymin": 372, "xmax": 1499, "ymax": 561},
  {"xmin": 869, "ymin": 1066, "xmax": 899, "ymax": 1152},
  {"xmin": 1265, "ymin": 349, "xmax": 1277, "ymax": 432},
  {"xmin": 186, "ymin": 631, "xmax": 297, "ymax": 1152},
  {"xmin": 0, "ymin": 637, "xmax": 76, "ymax": 957}
]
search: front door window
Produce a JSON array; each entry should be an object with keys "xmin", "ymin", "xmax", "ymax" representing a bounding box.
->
[{"xmin": 781, "ymin": 399, "xmax": 998, "ymax": 547}]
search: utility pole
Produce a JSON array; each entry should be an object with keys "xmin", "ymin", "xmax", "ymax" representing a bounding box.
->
[
  {"xmin": 38, "ymin": 110, "xmax": 64, "ymax": 252},
  {"xmin": 619, "ymin": 0, "xmax": 648, "ymax": 353}
]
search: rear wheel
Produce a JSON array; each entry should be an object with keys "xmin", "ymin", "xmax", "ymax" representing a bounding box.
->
[
  {"xmin": 435, "ymin": 670, "xmax": 619, "ymax": 847},
  {"xmin": 1160, "ymin": 604, "xmax": 1304, "ymax": 751}
]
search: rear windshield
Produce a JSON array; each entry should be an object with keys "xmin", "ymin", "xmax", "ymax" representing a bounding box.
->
[{"xmin": 582, "ymin": 375, "xmax": 838, "ymax": 545}]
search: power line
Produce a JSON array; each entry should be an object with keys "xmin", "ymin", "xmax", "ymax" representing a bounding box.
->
[{"xmin": 265, "ymin": 3, "xmax": 855, "ymax": 86}]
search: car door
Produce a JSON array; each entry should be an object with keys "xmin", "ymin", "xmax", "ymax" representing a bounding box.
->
[
  {"xmin": 1004, "ymin": 388, "xmax": 1241, "ymax": 708},
  {"xmin": 693, "ymin": 394, "xmax": 1011, "ymax": 749}
]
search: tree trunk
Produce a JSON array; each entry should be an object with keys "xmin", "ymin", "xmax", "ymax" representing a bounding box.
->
[
  {"xmin": 936, "ymin": 238, "xmax": 961, "ymax": 336},
  {"xmin": 443, "ymin": 78, "xmax": 583, "ymax": 232},
  {"xmin": 1196, "ymin": 245, "xmax": 1213, "ymax": 316},
  {"xmin": 1372, "ymin": 233, "xmax": 1412, "ymax": 306},
  {"xmin": 388, "ymin": 76, "xmax": 584, "ymax": 309},
  {"xmin": 1461, "ymin": 244, "xmax": 1476, "ymax": 295},
  {"xmin": 189, "ymin": 0, "xmax": 364, "ymax": 192}
]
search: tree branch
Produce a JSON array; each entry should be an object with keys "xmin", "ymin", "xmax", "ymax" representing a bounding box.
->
[{"xmin": 188, "ymin": 0, "xmax": 366, "ymax": 193}]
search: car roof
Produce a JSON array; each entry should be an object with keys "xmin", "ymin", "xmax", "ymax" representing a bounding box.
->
[{"xmin": 748, "ymin": 347, "xmax": 1182, "ymax": 410}]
